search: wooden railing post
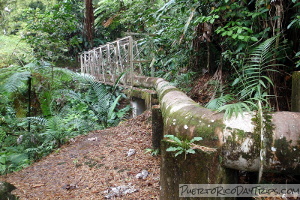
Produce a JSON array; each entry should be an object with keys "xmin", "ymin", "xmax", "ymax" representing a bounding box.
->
[
  {"xmin": 129, "ymin": 36, "xmax": 134, "ymax": 86},
  {"xmin": 80, "ymin": 53, "xmax": 84, "ymax": 73},
  {"xmin": 84, "ymin": 52, "xmax": 88, "ymax": 74},
  {"xmin": 99, "ymin": 48, "xmax": 105, "ymax": 82},
  {"xmin": 80, "ymin": 36, "xmax": 144, "ymax": 86},
  {"xmin": 91, "ymin": 49, "xmax": 96, "ymax": 76}
]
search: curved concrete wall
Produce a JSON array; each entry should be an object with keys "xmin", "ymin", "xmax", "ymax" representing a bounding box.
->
[
  {"xmin": 132, "ymin": 75, "xmax": 300, "ymax": 173},
  {"xmin": 96, "ymin": 73, "xmax": 300, "ymax": 199}
]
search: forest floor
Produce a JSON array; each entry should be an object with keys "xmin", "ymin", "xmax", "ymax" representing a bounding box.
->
[{"xmin": 0, "ymin": 111, "xmax": 160, "ymax": 200}]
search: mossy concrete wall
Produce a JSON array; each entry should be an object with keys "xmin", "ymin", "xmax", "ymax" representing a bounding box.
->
[
  {"xmin": 292, "ymin": 71, "xmax": 300, "ymax": 112},
  {"xmin": 130, "ymin": 75, "xmax": 300, "ymax": 199},
  {"xmin": 97, "ymin": 73, "xmax": 300, "ymax": 199}
]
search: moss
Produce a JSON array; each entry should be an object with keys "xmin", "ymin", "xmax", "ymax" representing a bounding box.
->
[
  {"xmin": 235, "ymin": 129, "xmax": 247, "ymax": 138},
  {"xmin": 160, "ymin": 142, "xmax": 236, "ymax": 199},
  {"xmin": 251, "ymin": 112, "xmax": 274, "ymax": 166},
  {"xmin": 159, "ymin": 87, "xmax": 180, "ymax": 102},
  {"xmin": 227, "ymin": 112, "xmax": 272, "ymax": 164},
  {"xmin": 162, "ymin": 103, "xmax": 224, "ymax": 148},
  {"xmin": 194, "ymin": 119, "xmax": 223, "ymax": 141},
  {"xmin": 274, "ymin": 137, "xmax": 300, "ymax": 171},
  {"xmin": 251, "ymin": 115, "xmax": 262, "ymax": 145},
  {"xmin": 222, "ymin": 128, "xmax": 259, "ymax": 162},
  {"xmin": 221, "ymin": 113, "xmax": 275, "ymax": 164},
  {"xmin": 128, "ymin": 88, "xmax": 155, "ymax": 99},
  {"xmin": 226, "ymin": 129, "xmax": 246, "ymax": 143},
  {"xmin": 292, "ymin": 71, "xmax": 300, "ymax": 111},
  {"xmin": 126, "ymin": 88, "xmax": 158, "ymax": 109},
  {"xmin": 263, "ymin": 113, "xmax": 275, "ymax": 164}
]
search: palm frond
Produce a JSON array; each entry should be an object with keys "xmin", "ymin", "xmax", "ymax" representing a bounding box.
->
[{"xmin": 234, "ymin": 35, "xmax": 280, "ymax": 101}]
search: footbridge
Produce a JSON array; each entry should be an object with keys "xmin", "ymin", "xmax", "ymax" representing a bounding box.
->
[{"xmin": 80, "ymin": 36, "xmax": 300, "ymax": 199}]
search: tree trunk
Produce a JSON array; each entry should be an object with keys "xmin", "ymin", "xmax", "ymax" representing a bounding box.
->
[
  {"xmin": 84, "ymin": 0, "xmax": 94, "ymax": 48},
  {"xmin": 27, "ymin": 76, "xmax": 32, "ymax": 133}
]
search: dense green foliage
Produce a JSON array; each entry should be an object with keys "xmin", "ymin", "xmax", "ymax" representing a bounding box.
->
[
  {"xmin": 92, "ymin": 0, "xmax": 299, "ymax": 112},
  {"xmin": 1, "ymin": 0, "xmax": 82, "ymax": 66},
  {"xmin": 0, "ymin": 35, "xmax": 33, "ymax": 68},
  {"xmin": 23, "ymin": 0, "xmax": 82, "ymax": 62},
  {"xmin": 0, "ymin": 63, "xmax": 129, "ymax": 174}
]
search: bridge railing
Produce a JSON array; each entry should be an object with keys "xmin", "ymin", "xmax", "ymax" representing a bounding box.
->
[
  {"xmin": 79, "ymin": 36, "xmax": 147, "ymax": 86},
  {"xmin": 79, "ymin": 36, "xmax": 300, "ymax": 199}
]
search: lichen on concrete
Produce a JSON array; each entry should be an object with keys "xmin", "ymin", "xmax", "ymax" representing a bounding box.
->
[{"xmin": 131, "ymin": 75, "xmax": 300, "ymax": 200}]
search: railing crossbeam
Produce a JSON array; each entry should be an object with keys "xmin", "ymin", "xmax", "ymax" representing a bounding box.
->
[{"xmin": 79, "ymin": 36, "xmax": 147, "ymax": 86}]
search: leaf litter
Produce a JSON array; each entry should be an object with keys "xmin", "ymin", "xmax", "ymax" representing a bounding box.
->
[{"xmin": 0, "ymin": 111, "xmax": 160, "ymax": 199}]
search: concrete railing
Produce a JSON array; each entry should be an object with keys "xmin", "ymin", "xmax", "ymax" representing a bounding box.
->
[
  {"xmin": 131, "ymin": 75, "xmax": 300, "ymax": 200},
  {"xmin": 80, "ymin": 36, "xmax": 300, "ymax": 199}
]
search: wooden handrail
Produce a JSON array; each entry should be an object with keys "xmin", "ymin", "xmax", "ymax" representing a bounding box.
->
[{"xmin": 79, "ymin": 36, "xmax": 146, "ymax": 86}]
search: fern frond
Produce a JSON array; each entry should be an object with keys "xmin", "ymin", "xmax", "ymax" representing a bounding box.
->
[
  {"xmin": 52, "ymin": 67, "xmax": 75, "ymax": 82},
  {"xmin": 90, "ymin": 82, "xmax": 108, "ymax": 101},
  {"xmin": 235, "ymin": 36, "xmax": 280, "ymax": 101},
  {"xmin": 4, "ymin": 71, "xmax": 31, "ymax": 93},
  {"xmin": 74, "ymin": 72, "xmax": 96, "ymax": 83},
  {"xmin": 27, "ymin": 117, "xmax": 48, "ymax": 126},
  {"xmin": 46, "ymin": 116, "xmax": 63, "ymax": 132},
  {"xmin": 205, "ymin": 94, "xmax": 234, "ymax": 110},
  {"xmin": 0, "ymin": 66, "xmax": 23, "ymax": 85},
  {"xmin": 218, "ymin": 102, "xmax": 251, "ymax": 119}
]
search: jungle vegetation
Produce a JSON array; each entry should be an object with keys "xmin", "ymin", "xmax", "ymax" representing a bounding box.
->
[{"xmin": 0, "ymin": 0, "xmax": 299, "ymax": 173}]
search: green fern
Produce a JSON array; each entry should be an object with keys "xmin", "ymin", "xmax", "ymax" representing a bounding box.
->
[
  {"xmin": 27, "ymin": 117, "xmax": 48, "ymax": 126},
  {"xmin": 3, "ymin": 71, "xmax": 31, "ymax": 93},
  {"xmin": 234, "ymin": 36, "xmax": 279, "ymax": 102},
  {"xmin": 52, "ymin": 67, "xmax": 75, "ymax": 82},
  {"xmin": 217, "ymin": 102, "xmax": 252, "ymax": 119},
  {"xmin": 164, "ymin": 135, "xmax": 203, "ymax": 159},
  {"xmin": 205, "ymin": 94, "xmax": 234, "ymax": 110},
  {"xmin": 208, "ymin": 36, "xmax": 281, "ymax": 119},
  {"xmin": 218, "ymin": 36, "xmax": 281, "ymax": 182},
  {"xmin": 62, "ymin": 77, "xmax": 125, "ymax": 128}
]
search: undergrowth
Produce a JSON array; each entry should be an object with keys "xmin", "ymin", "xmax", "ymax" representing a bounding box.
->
[{"xmin": 0, "ymin": 62, "xmax": 130, "ymax": 175}]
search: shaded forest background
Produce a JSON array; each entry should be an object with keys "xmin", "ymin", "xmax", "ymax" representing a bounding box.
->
[{"xmin": 0, "ymin": 0, "xmax": 299, "ymax": 174}]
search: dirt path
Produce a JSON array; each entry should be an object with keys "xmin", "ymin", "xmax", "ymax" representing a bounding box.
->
[{"xmin": 0, "ymin": 111, "xmax": 160, "ymax": 199}]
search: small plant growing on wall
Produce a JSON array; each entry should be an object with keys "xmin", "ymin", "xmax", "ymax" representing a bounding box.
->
[
  {"xmin": 144, "ymin": 148, "xmax": 160, "ymax": 156},
  {"xmin": 164, "ymin": 135, "xmax": 217, "ymax": 159}
]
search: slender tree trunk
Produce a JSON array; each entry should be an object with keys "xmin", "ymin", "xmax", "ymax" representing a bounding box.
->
[
  {"xmin": 84, "ymin": 0, "xmax": 94, "ymax": 48},
  {"xmin": 27, "ymin": 76, "xmax": 32, "ymax": 133}
]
